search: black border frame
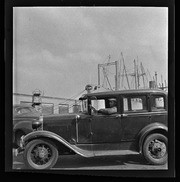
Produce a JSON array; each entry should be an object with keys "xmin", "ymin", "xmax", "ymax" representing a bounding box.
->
[{"xmin": 5, "ymin": 0, "xmax": 175, "ymax": 178}]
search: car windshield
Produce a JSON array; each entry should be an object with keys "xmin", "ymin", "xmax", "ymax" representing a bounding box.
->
[
  {"xmin": 14, "ymin": 106, "xmax": 38, "ymax": 114},
  {"xmin": 79, "ymin": 99, "xmax": 88, "ymax": 113}
]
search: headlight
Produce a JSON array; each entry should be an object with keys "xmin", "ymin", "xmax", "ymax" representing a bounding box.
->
[
  {"xmin": 32, "ymin": 120, "xmax": 42, "ymax": 130},
  {"xmin": 32, "ymin": 115, "xmax": 43, "ymax": 130}
]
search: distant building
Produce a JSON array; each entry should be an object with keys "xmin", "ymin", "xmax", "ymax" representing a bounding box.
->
[{"xmin": 13, "ymin": 93, "xmax": 81, "ymax": 114}]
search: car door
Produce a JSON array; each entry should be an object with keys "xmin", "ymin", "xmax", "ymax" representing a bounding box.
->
[
  {"xmin": 76, "ymin": 114, "xmax": 93, "ymax": 144},
  {"xmin": 90, "ymin": 96, "xmax": 123, "ymax": 144},
  {"xmin": 91, "ymin": 114, "xmax": 122, "ymax": 143},
  {"xmin": 120, "ymin": 94, "xmax": 151, "ymax": 141}
]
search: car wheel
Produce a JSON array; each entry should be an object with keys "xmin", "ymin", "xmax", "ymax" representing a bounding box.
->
[
  {"xmin": 23, "ymin": 139, "xmax": 59, "ymax": 170},
  {"xmin": 143, "ymin": 133, "xmax": 167, "ymax": 165}
]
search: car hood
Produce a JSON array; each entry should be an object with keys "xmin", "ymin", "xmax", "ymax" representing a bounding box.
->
[
  {"xmin": 13, "ymin": 114, "xmax": 40, "ymax": 125},
  {"xmin": 13, "ymin": 112, "xmax": 51, "ymax": 125}
]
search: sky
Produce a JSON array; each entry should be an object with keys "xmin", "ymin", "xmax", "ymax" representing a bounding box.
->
[{"xmin": 13, "ymin": 7, "xmax": 168, "ymax": 99}]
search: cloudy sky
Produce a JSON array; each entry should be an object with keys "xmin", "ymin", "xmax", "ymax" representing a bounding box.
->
[{"xmin": 13, "ymin": 7, "xmax": 168, "ymax": 99}]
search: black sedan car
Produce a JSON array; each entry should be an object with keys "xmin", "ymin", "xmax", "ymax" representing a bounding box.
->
[
  {"xmin": 19, "ymin": 89, "xmax": 168, "ymax": 170},
  {"xmin": 13, "ymin": 104, "xmax": 41, "ymax": 148}
]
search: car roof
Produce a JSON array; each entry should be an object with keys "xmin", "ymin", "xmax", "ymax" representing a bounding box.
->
[
  {"xmin": 80, "ymin": 89, "xmax": 167, "ymax": 99},
  {"xmin": 13, "ymin": 104, "xmax": 33, "ymax": 108}
]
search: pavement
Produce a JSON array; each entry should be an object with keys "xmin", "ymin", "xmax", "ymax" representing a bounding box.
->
[{"xmin": 13, "ymin": 149, "xmax": 168, "ymax": 170}]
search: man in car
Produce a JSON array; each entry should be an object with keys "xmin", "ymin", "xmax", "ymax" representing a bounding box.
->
[{"xmin": 91, "ymin": 98, "xmax": 117, "ymax": 115}]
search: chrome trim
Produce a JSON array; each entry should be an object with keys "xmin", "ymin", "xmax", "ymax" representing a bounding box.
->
[
  {"xmin": 23, "ymin": 130, "xmax": 94, "ymax": 157},
  {"xmin": 123, "ymin": 111, "xmax": 167, "ymax": 116},
  {"xmin": 75, "ymin": 115, "xmax": 79, "ymax": 143},
  {"xmin": 19, "ymin": 135, "xmax": 25, "ymax": 148}
]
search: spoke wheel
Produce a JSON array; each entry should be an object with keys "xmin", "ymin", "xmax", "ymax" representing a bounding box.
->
[
  {"xmin": 24, "ymin": 139, "xmax": 58, "ymax": 169},
  {"xmin": 143, "ymin": 133, "xmax": 167, "ymax": 165}
]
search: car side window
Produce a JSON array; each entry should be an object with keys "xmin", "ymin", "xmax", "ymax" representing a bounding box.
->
[
  {"xmin": 91, "ymin": 97, "xmax": 118, "ymax": 115},
  {"xmin": 19, "ymin": 108, "xmax": 31, "ymax": 114},
  {"xmin": 131, "ymin": 98, "xmax": 143, "ymax": 110},
  {"xmin": 151, "ymin": 96, "xmax": 165, "ymax": 111},
  {"xmin": 123, "ymin": 96, "xmax": 147, "ymax": 112},
  {"xmin": 91, "ymin": 99, "xmax": 106, "ymax": 110}
]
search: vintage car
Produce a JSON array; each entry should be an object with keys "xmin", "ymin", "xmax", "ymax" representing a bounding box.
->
[
  {"xmin": 19, "ymin": 89, "xmax": 168, "ymax": 169},
  {"xmin": 13, "ymin": 104, "xmax": 41, "ymax": 148}
]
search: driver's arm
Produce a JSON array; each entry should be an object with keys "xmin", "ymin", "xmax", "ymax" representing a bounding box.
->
[{"xmin": 98, "ymin": 107, "xmax": 117, "ymax": 114}]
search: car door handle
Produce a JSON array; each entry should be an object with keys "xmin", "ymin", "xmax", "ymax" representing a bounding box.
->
[
  {"xmin": 116, "ymin": 114, "xmax": 128, "ymax": 118},
  {"xmin": 116, "ymin": 114, "xmax": 121, "ymax": 118},
  {"xmin": 87, "ymin": 132, "xmax": 93, "ymax": 138},
  {"xmin": 121, "ymin": 114, "xmax": 128, "ymax": 118}
]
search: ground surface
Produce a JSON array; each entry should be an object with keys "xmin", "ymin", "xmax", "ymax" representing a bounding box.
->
[{"xmin": 13, "ymin": 149, "xmax": 167, "ymax": 170}]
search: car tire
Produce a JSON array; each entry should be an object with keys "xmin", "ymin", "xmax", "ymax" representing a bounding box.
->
[
  {"xmin": 142, "ymin": 133, "xmax": 167, "ymax": 165},
  {"xmin": 23, "ymin": 139, "xmax": 59, "ymax": 170}
]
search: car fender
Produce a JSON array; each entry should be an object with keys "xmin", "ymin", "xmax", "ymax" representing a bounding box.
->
[
  {"xmin": 22, "ymin": 130, "xmax": 94, "ymax": 158},
  {"xmin": 13, "ymin": 120, "xmax": 34, "ymax": 134},
  {"xmin": 13, "ymin": 121, "xmax": 33, "ymax": 145},
  {"xmin": 138, "ymin": 122, "xmax": 168, "ymax": 153}
]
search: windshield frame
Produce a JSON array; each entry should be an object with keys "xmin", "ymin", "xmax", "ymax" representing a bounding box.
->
[{"xmin": 79, "ymin": 98, "xmax": 88, "ymax": 113}]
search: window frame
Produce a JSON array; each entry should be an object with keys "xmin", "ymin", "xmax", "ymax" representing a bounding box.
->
[
  {"xmin": 15, "ymin": 107, "xmax": 32, "ymax": 114},
  {"xmin": 150, "ymin": 94, "xmax": 166, "ymax": 112},
  {"xmin": 122, "ymin": 94, "xmax": 148, "ymax": 113}
]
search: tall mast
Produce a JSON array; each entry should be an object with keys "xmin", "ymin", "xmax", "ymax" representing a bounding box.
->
[
  {"xmin": 134, "ymin": 59, "xmax": 137, "ymax": 89},
  {"xmin": 155, "ymin": 71, "xmax": 158, "ymax": 88},
  {"xmin": 140, "ymin": 62, "xmax": 146, "ymax": 88},
  {"xmin": 136, "ymin": 56, "xmax": 140, "ymax": 89},
  {"xmin": 121, "ymin": 52, "xmax": 130, "ymax": 89},
  {"xmin": 115, "ymin": 60, "xmax": 120, "ymax": 90},
  {"xmin": 98, "ymin": 64, "xmax": 100, "ymax": 87},
  {"xmin": 142, "ymin": 64, "xmax": 149, "ymax": 85},
  {"xmin": 161, "ymin": 75, "xmax": 164, "ymax": 89}
]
